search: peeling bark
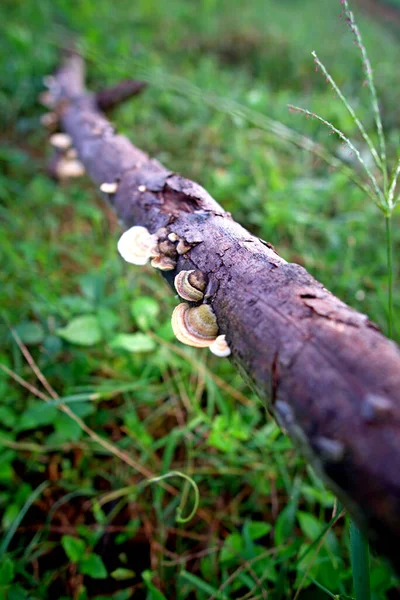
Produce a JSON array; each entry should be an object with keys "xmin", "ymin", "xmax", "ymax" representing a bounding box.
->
[{"xmin": 48, "ymin": 53, "xmax": 400, "ymax": 571}]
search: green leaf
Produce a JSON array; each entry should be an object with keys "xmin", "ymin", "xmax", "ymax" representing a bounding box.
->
[
  {"xmin": 131, "ymin": 297, "xmax": 159, "ymax": 330},
  {"xmin": 92, "ymin": 501, "xmax": 107, "ymax": 525},
  {"xmin": 274, "ymin": 481, "xmax": 301, "ymax": 547},
  {"xmin": 297, "ymin": 511, "xmax": 323, "ymax": 540},
  {"xmin": 179, "ymin": 570, "xmax": 226, "ymax": 597},
  {"xmin": 96, "ymin": 307, "xmax": 119, "ymax": 333},
  {"xmin": 6, "ymin": 584, "xmax": 28, "ymax": 600},
  {"xmin": 57, "ymin": 316, "xmax": 102, "ymax": 346},
  {"xmin": 0, "ymin": 556, "xmax": 14, "ymax": 585},
  {"xmin": 59, "ymin": 295, "xmax": 94, "ymax": 314},
  {"xmin": 245, "ymin": 520, "xmax": 272, "ymax": 540},
  {"xmin": 61, "ymin": 535, "xmax": 85, "ymax": 562},
  {"xmin": 79, "ymin": 273, "xmax": 105, "ymax": 304},
  {"xmin": 155, "ymin": 319, "xmax": 174, "ymax": 341},
  {"xmin": 110, "ymin": 333, "xmax": 156, "ymax": 353},
  {"xmin": 79, "ymin": 554, "xmax": 107, "ymax": 579},
  {"xmin": 228, "ymin": 413, "xmax": 251, "ymax": 441},
  {"xmin": 43, "ymin": 334, "xmax": 63, "ymax": 355},
  {"xmin": 77, "ymin": 585, "xmax": 88, "ymax": 600},
  {"xmin": 0, "ymin": 450, "xmax": 15, "ymax": 484},
  {"xmin": 220, "ymin": 532, "xmax": 243, "ymax": 564},
  {"xmin": 0, "ymin": 407, "xmax": 16, "ymax": 429},
  {"xmin": 370, "ymin": 562, "xmax": 394, "ymax": 591},
  {"xmin": 110, "ymin": 568, "xmax": 135, "ymax": 580},
  {"xmin": 14, "ymin": 321, "xmax": 44, "ymax": 345},
  {"xmin": 18, "ymin": 402, "xmax": 57, "ymax": 431},
  {"xmin": 208, "ymin": 416, "xmax": 236, "ymax": 452},
  {"xmin": 48, "ymin": 414, "xmax": 84, "ymax": 444}
]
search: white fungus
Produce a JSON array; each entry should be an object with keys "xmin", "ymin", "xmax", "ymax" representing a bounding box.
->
[
  {"xmin": 209, "ymin": 334, "xmax": 231, "ymax": 357},
  {"xmin": 117, "ymin": 226, "xmax": 158, "ymax": 265},
  {"xmin": 50, "ymin": 133, "xmax": 72, "ymax": 150},
  {"xmin": 100, "ymin": 182, "xmax": 118, "ymax": 194}
]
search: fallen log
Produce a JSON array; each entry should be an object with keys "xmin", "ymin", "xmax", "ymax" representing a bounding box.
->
[{"xmin": 45, "ymin": 52, "xmax": 400, "ymax": 571}]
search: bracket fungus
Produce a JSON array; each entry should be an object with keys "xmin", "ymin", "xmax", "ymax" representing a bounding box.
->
[
  {"xmin": 174, "ymin": 270, "xmax": 207, "ymax": 302},
  {"xmin": 171, "ymin": 303, "xmax": 218, "ymax": 348},
  {"xmin": 100, "ymin": 182, "xmax": 119, "ymax": 194},
  {"xmin": 50, "ymin": 133, "xmax": 72, "ymax": 151},
  {"xmin": 157, "ymin": 239, "xmax": 178, "ymax": 259},
  {"xmin": 150, "ymin": 255, "xmax": 176, "ymax": 271},
  {"xmin": 176, "ymin": 239, "xmax": 193, "ymax": 255},
  {"xmin": 209, "ymin": 334, "xmax": 231, "ymax": 358},
  {"xmin": 117, "ymin": 225, "xmax": 159, "ymax": 266},
  {"xmin": 55, "ymin": 157, "xmax": 85, "ymax": 179}
]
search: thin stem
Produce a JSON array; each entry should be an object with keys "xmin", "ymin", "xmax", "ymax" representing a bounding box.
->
[
  {"xmin": 288, "ymin": 104, "xmax": 384, "ymax": 206},
  {"xmin": 386, "ymin": 215, "xmax": 394, "ymax": 338},
  {"xmin": 148, "ymin": 471, "xmax": 200, "ymax": 523},
  {"xmin": 312, "ymin": 50, "xmax": 382, "ymax": 171},
  {"xmin": 388, "ymin": 157, "xmax": 400, "ymax": 211},
  {"xmin": 342, "ymin": 0, "xmax": 387, "ymax": 188},
  {"xmin": 350, "ymin": 520, "xmax": 371, "ymax": 600},
  {"xmin": 0, "ymin": 481, "xmax": 49, "ymax": 556}
]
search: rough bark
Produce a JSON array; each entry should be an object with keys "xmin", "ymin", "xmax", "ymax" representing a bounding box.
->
[{"xmin": 48, "ymin": 53, "xmax": 400, "ymax": 571}]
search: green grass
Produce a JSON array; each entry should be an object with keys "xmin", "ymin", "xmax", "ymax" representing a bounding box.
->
[{"xmin": 0, "ymin": 0, "xmax": 399, "ymax": 598}]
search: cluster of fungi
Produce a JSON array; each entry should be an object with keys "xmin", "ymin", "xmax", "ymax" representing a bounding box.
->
[
  {"xmin": 40, "ymin": 83, "xmax": 230, "ymax": 359},
  {"xmin": 117, "ymin": 222, "xmax": 231, "ymax": 358}
]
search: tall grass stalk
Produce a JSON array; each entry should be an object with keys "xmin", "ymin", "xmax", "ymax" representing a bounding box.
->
[
  {"xmin": 341, "ymin": 0, "xmax": 388, "ymax": 191},
  {"xmin": 289, "ymin": 0, "xmax": 398, "ymax": 595},
  {"xmin": 350, "ymin": 520, "xmax": 371, "ymax": 600},
  {"xmin": 386, "ymin": 216, "xmax": 394, "ymax": 338},
  {"xmin": 290, "ymin": 0, "xmax": 397, "ymax": 336}
]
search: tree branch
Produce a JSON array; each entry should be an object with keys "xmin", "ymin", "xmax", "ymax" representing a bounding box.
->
[
  {"xmin": 95, "ymin": 79, "xmax": 147, "ymax": 112},
  {"xmin": 47, "ymin": 53, "xmax": 400, "ymax": 571}
]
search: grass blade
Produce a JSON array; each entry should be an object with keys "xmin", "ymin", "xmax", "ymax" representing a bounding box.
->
[
  {"xmin": 350, "ymin": 520, "xmax": 371, "ymax": 600},
  {"xmin": 0, "ymin": 481, "xmax": 48, "ymax": 556}
]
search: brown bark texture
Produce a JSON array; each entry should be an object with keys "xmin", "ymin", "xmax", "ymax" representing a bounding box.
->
[{"xmin": 47, "ymin": 53, "xmax": 400, "ymax": 570}]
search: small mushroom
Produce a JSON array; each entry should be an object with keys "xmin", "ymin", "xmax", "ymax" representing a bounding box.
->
[
  {"xmin": 55, "ymin": 158, "xmax": 85, "ymax": 179},
  {"xmin": 158, "ymin": 239, "xmax": 178, "ymax": 259},
  {"xmin": 155, "ymin": 227, "xmax": 168, "ymax": 239},
  {"xmin": 176, "ymin": 239, "xmax": 192, "ymax": 255},
  {"xmin": 171, "ymin": 303, "xmax": 218, "ymax": 348},
  {"xmin": 209, "ymin": 335, "xmax": 231, "ymax": 358},
  {"xmin": 50, "ymin": 133, "xmax": 72, "ymax": 150},
  {"xmin": 151, "ymin": 255, "xmax": 176, "ymax": 271},
  {"xmin": 168, "ymin": 232, "xmax": 179, "ymax": 242},
  {"xmin": 174, "ymin": 270, "xmax": 207, "ymax": 302},
  {"xmin": 117, "ymin": 225, "xmax": 159, "ymax": 265},
  {"xmin": 100, "ymin": 182, "xmax": 118, "ymax": 194}
]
